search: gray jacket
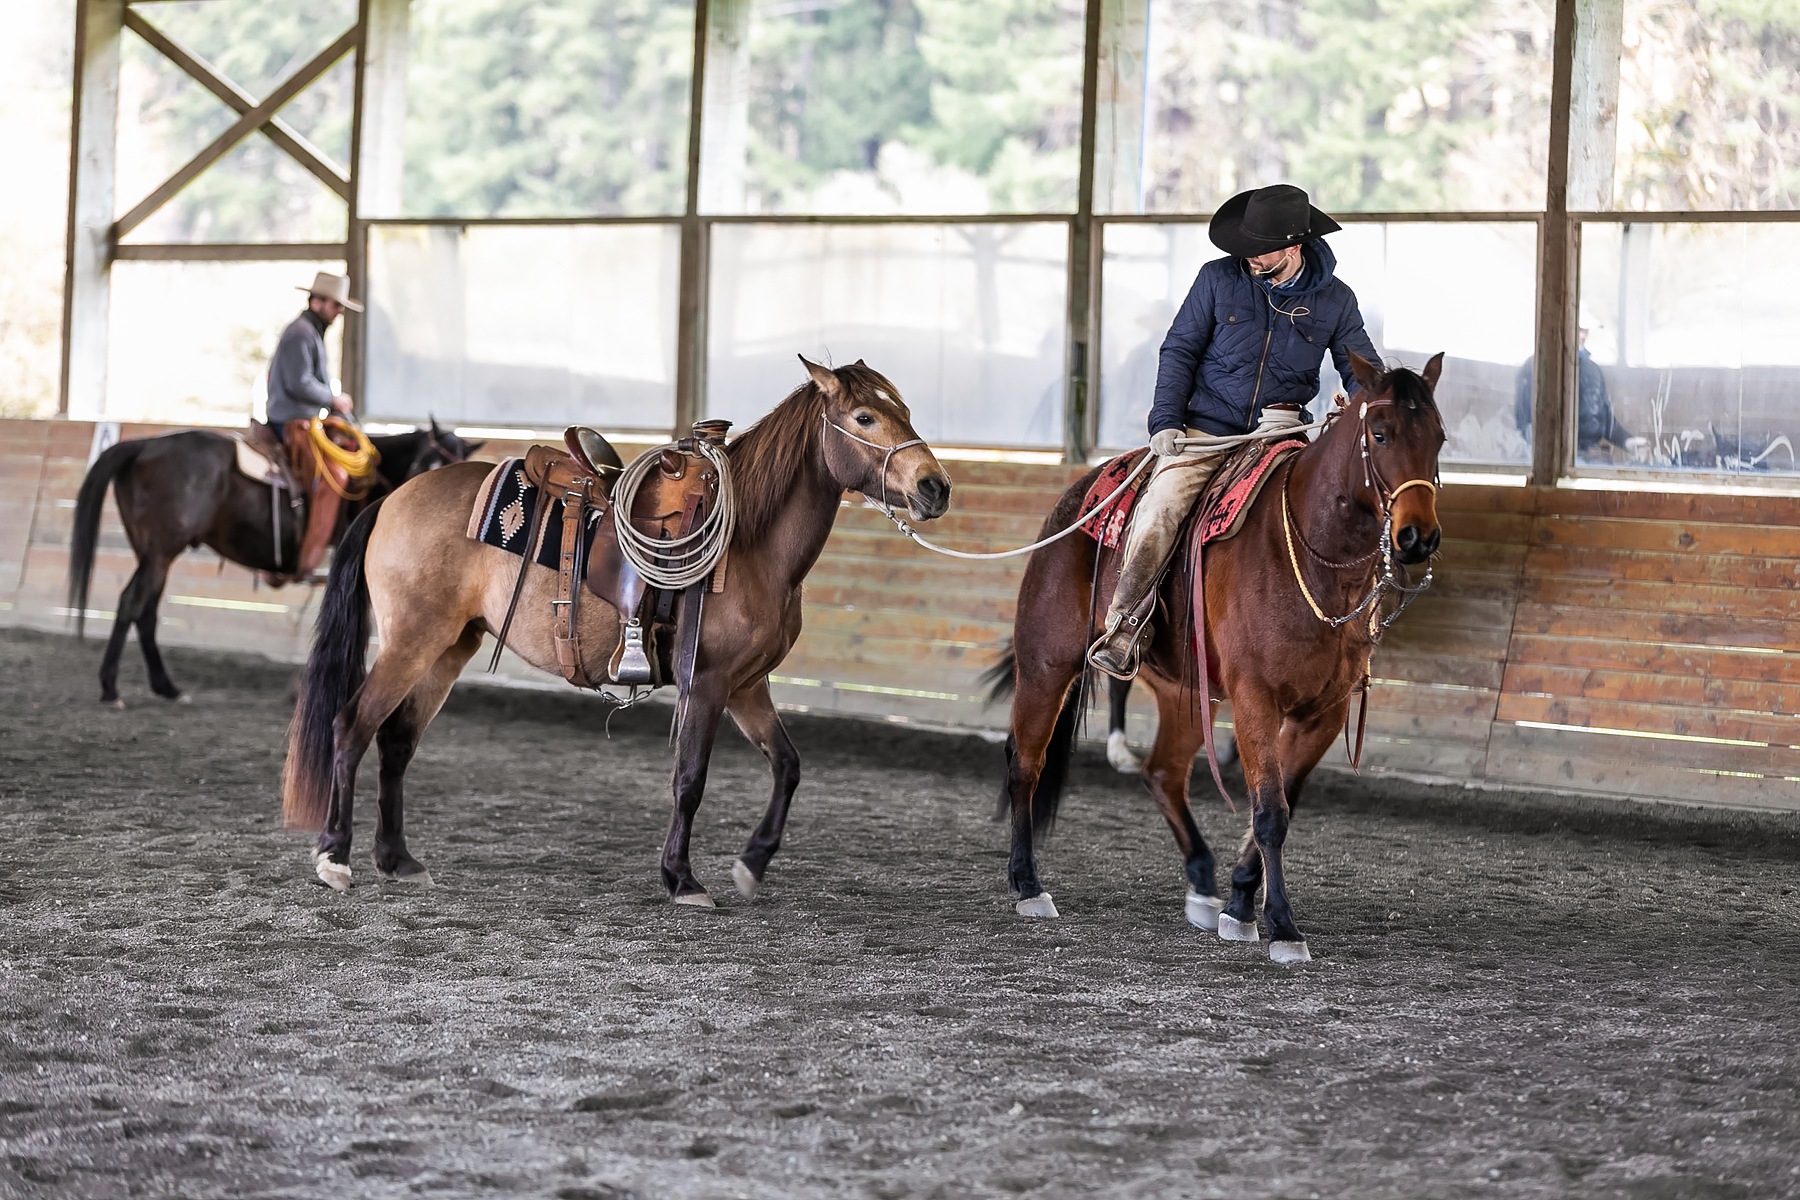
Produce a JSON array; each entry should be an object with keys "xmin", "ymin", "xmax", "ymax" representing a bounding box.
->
[{"xmin": 265, "ymin": 310, "xmax": 335, "ymax": 426}]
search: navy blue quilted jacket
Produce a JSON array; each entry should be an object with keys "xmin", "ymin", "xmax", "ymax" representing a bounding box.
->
[{"xmin": 1148, "ymin": 239, "xmax": 1379, "ymax": 437}]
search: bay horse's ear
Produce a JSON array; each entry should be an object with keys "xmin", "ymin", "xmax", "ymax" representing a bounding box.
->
[
  {"xmin": 799, "ymin": 355, "xmax": 841, "ymax": 399},
  {"xmin": 1422, "ymin": 351, "xmax": 1445, "ymax": 391},
  {"xmin": 429, "ymin": 414, "xmax": 443, "ymax": 434},
  {"xmin": 852, "ymin": 358, "xmax": 867, "ymax": 368},
  {"xmin": 1349, "ymin": 351, "xmax": 1380, "ymax": 390}
]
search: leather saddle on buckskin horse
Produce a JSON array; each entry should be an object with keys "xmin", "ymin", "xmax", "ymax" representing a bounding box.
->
[{"xmin": 469, "ymin": 420, "xmax": 731, "ymax": 693}]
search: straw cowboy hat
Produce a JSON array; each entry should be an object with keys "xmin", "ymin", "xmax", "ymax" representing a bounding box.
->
[
  {"xmin": 1208, "ymin": 184, "xmax": 1342, "ymax": 258},
  {"xmin": 295, "ymin": 270, "xmax": 363, "ymax": 312}
]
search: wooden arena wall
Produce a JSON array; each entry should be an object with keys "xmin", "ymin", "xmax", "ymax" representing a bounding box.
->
[{"xmin": 3, "ymin": 418, "xmax": 1796, "ymax": 812}]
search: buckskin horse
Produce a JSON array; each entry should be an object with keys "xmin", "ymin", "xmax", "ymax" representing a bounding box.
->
[
  {"xmin": 995, "ymin": 352, "xmax": 1444, "ymax": 963},
  {"xmin": 280, "ymin": 359, "xmax": 952, "ymax": 905},
  {"xmin": 66, "ymin": 419, "xmax": 479, "ymax": 705}
]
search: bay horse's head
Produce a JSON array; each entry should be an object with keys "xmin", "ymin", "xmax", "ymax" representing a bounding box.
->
[
  {"xmin": 805, "ymin": 356, "xmax": 953, "ymax": 521},
  {"xmin": 1346, "ymin": 352, "xmax": 1446, "ymax": 565}
]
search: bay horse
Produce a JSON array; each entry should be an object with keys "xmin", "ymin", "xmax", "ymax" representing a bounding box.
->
[
  {"xmin": 67, "ymin": 420, "xmax": 479, "ymax": 705},
  {"xmin": 279, "ymin": 359, "xmax": 952, "ymax": 904},
  {"xmin": 997, "ymin": 352, "xmax": 1444, "ymax": 963}
]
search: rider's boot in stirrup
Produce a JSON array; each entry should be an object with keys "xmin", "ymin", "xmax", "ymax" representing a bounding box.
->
[{"xmin": 1087, "ymin": 558, "xmax": 1161, "ymax": 680}]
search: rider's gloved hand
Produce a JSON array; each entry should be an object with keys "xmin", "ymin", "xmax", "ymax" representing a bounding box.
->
[{"xmin": 1149, "ymin": 428, "xmax": 1184, "ymax": 457}]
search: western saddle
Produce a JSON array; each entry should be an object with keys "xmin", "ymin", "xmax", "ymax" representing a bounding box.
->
[{"xmin": 495, "ymin": 420, "xmax": 731, "ymax": 694}]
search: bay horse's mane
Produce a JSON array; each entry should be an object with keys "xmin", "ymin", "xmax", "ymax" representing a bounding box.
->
[
  {"xmin": 1381, "ymin": 363, "xmax": 1440, "ymax": 417},
  {"xmin": 726, "ymin": 380, "xmax": 829, "ymax": 543}
]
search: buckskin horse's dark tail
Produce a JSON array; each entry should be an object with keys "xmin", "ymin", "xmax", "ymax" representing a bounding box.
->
[
  {"xmin": 68, "ymin": 439, "xmax": 149, "ymax": 639},
  {"xmin": 281, "ymin": 498, "xmax": 383, "ymax": 831},
  {"xmin": 989, "ymin": 641, "xmax": 1084, "ymax": 838}
]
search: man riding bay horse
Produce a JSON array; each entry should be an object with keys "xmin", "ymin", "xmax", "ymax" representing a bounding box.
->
[{"xmin": 1088, "ymin": 184, "xmax": 1381, "ymax": 679}]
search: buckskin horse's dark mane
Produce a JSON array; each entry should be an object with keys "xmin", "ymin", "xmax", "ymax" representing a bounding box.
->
[{"xmin": 727, "ymin": 383, "xmax": 827, "ymax": 543}]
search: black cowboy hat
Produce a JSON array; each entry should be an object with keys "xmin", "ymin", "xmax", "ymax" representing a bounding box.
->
[{"xmin": 1208, "ymin": 184, "xmax": 1342, "ymax": 258}]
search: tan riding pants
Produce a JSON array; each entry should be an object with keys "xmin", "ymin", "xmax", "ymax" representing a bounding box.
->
[{"xmin": 1106, "ymin": 432, "xmax": 1232, "ymax": 621}]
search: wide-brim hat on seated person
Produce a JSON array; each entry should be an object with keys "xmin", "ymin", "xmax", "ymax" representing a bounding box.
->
[
  {"xmin": 296, "ymin": 270, "xmax": 363, "ymax": 313},
  {"xmin": 1208, "ymin": 184, "xmax": 1342, "ymax": 258}
]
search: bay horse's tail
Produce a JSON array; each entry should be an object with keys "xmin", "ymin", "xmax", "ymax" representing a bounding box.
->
[
  {"xmin": 281, "ymin": 497, "xmax": 384, "ymax": 830},
  {"xmin": 67, "ymin": 439, "xmax": 149, "ymax": 639},
  {"xmin": 995, "ymin": 671, "xmax": 1085, "ymax": 838},
  {"xmin": 978, "ymin": 639, "xmax": 1017, "ymax": 704}
]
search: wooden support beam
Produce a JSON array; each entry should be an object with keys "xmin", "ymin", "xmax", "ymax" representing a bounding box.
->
[
  {"xmin": 121, "ymin": 8, "xmax": 350, "ymax": 201},
  {"xmin": 60, "ymin": 0, "xmax": 124, "ymax": 419},
  {"xmin": 1064, "ymin": 0, "xmax": 1105, "ymax": 463},
  {"xmin": 1567, "ymin": 0, "xmax": 1623, "ymax": 210},
  {"xmin": 112, "ymin": 24, "xmax": 359, "ymax": 240},
  {"xmin": 1531, "ymin": 0, "xmax": 1579, "ymax": 487},
  {"xmin": 112, "ymin": 242, "xmax": 349, "ymax": 262},
  {"xmin": 674, "ymin": 0, "xmax": 714, "ymax": 434}
]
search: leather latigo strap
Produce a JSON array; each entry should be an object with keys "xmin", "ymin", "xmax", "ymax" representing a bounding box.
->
[{"xmin": 553, "ymin": 483, "xmax": 594, "ymax": 689}]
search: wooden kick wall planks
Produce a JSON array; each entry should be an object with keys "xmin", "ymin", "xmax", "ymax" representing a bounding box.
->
[{"xmin": 1, "ymin": 418, "xmax": 1795, "ymax": 811}]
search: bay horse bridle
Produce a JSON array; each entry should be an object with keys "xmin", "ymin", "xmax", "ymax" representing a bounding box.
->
[{"xmin": 1280, "ymin": 393, "xmax": 1437, "ymax": 642}]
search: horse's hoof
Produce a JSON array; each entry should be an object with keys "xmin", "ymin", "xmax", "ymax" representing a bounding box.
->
[
  {"xmin": 314, "ymin": 857, "xmax": 352, "ymax": 892},
  {"xmin": 673, "ymin": 891, "xmax": 717, "ymax": 908},
  {"xmin": 106, "ymin": 698, "xmax": 125, "ymax": 710},
  {"xmin": 1185, "ymin": 891, "xmax": 1224, "ymax": 931},
  {"xmin": 1105, "ymin": 730, "xmax": 1141, "ymax": 775},
  {"xmin": 376, "ymin": 860, "xmax": 434, "ymax": 885},
  {"xmin": 1015, "ymin": 892, "xmax": 1059, "ymax": 919},
  {"xmin": 731, "ymin": 860, "xmax": 759, "ymax": 900},
  {"xmin": 172, "ymin": 693, "xmax": 191, "ymax": 705},
  {"xmin": 1217, "ymin": 913, "xmax": 1259, "ymax": 943},
  {"xmin": 1269, "ymin": 940, "xmax": 1311, "ymax": 965}
]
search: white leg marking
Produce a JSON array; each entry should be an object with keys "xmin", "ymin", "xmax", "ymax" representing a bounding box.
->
[
  {"xmin": 1217, "ymin": 912, "xmax": 1259, "ymax": 943},
  {"xmin": 1105, "ymin": 730, "xmax": 1142, "ymax": 775},
  {"xmin": 1269, "ymin": 940, "xmax": 1311, "ymax": 964},
  {"xmin": 314, "ymin": 856, "xmax": 352, "ymax": 892},
  {"xmin": 1185, "ymin": 891, "xmax": 1224, "ymax": 931},
  {"xmin": 673, "ymin": 891, "xmax": 717, "ymax": 908},
  {"xmin": 1015, "ymin": 892, "xmax": 1060, "ymax": 919},
  {"xmin": 731, "ymin": 859, "xmax": 759, "ymax": 900}
]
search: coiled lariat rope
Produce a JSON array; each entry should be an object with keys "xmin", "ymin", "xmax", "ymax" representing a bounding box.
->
[
  {"xmin": 832, "ymin": 406, "xmax": 1323, "ymax": 562},
  {"xmin": 308, "ymin": 415, "xmax": 380, "ymax": 499},
  {"xmin": 611, "ymin": 439, "xmax": 736, "ymax": 589}
]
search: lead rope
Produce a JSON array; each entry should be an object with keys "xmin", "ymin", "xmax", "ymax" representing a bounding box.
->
[{"xmin": 830, "ymin": 407, "xmax": 1325, "ymax": 562}]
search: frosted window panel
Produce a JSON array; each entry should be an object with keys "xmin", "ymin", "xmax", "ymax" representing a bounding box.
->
[
  {"xmin": 1606, "ymin": 0, "xmax": 1800, "ymax": 211},
  {"xmin": 364, "ymin": 224, "xmax": 680, "ymax": 431},
  {"xmin": 702, "ymin": 0, "xmax": 1084, "ymax": 215},
  {"xmin": 115, "ymin": 1, "xmax": 353, "ymax": 243},
  {"xmin": 104, "ymin": 260, "xmax": 346, "ymax": 426},
  {"xmin": 0, "ymin": 0, "xmax": 74, "ymax": 418},
  {"xmin": 707, "ymin": 223, "xmax": 1068, "ymax": 448},
  {"xmin": 1575, "ymin": 222, "xmax": 1800, "ymax": 477},
  {"xmin": 1099, "ymin": 222, "xmax": 1535, "ymax": 466},
  {"xmin": 1120, "ymin": 0, "xmax": 1552, "ymax": 215},
  {"xmin": 389, "ymin": 0, "xmax": 697, "ymax": 218}
]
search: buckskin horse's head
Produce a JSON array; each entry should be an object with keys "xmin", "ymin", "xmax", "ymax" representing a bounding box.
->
[
  {"xmin": 805, "ymin": 356, "xmax": 953, "ymax": 521},
  {"xmin": 1346, "ymin": 351, "xmax": 1446, "ymax": 565}
]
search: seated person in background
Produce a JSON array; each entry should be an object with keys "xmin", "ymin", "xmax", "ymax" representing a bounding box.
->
[{"xmin": 1515, "ymin": 328, "xmax": 1629, "ymax": 461}]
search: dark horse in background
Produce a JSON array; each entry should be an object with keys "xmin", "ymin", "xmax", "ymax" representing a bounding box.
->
[
  {"xmin": 995, "ymin": 353, "xmax": 1445, "ymax": 964},
  {"xmin": 66, "ymin": 420, "xmax": 480, "ymax": 705}
]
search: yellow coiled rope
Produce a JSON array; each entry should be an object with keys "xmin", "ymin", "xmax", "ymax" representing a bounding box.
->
[{"xmin": 308, "ymin": 415, "xmax": 381, "ymax": 499}]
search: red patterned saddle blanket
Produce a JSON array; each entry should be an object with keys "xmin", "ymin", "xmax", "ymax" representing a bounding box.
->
[{"xmin": 1077, "ymin": 437, "xmax": 1308, "ymax": 550}]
